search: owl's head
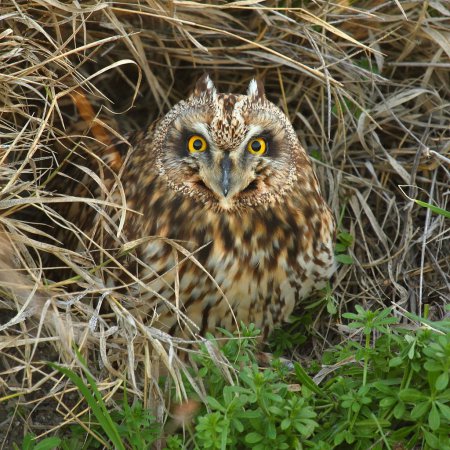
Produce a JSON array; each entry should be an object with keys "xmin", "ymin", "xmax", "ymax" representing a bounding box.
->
[{"xmin": 153, "ymin": 75, "xmax": 312, "ymax": 211}]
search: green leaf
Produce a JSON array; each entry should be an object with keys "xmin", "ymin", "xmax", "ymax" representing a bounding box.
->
[
  {"xmin": 399, "ymin": 388, "xmax": 428, "ymax": 402},
  {"xmin": 335, "ymin": 254, "xmax": 353, "ymax": 264},
  {"xmin": 380, "ymin": 397, "xmax": 397, "ymax": 408},
  {"xmin": 334, "ymin": 431, "xmax": 345, "ymax": 446},
  {"xmin": 237, "ymin": 410, "xmax": 262, "ymax": 419},
  {"xmin": 388, "ymin": 357, "xmax": 403, "ymax": 367},
  {"xmin": 424, "ymin": 361, "xmax": 442, "ymax": 372},
  {"xmin": 245, "ymin": 432, "xmax": 263, "ymax": 444},
  {"xmin": 232, "ymin": 418, "xmax": 244, "ymax": 433},
  {"xmin": 337, "ymin": 231, "xmax": 354, "ymax": 245},
  {"xmin": 373, "ymin": 381, "xmax": 396, "ymax": 394},
  {"xmin": 34, "ymin": 438, "xmax": 62, "ymax": 450},
  {"xmin": 437, "ymin": 401, "xmax": 450, "ymax": 420},
  {"xmin": 345, "ymin": 430, "xmax": 355, "ymax": 444},
  {"xmin": 268, "ymin": 406, "xmax": 283, "ymax": 416},
  {"xmin": 326, "ymin": 299, "xmax": 337, "ymax": 315},
  {"xmin": 423, "ymin": 428, "xmax": 440, "ymax": 448},
  {"xmin": 408, "ymin": 343, "xmax": 417, "ymax": 359},
  {"xmin": 267, "ymin": 421, "xmax": 277, "ymax": 440},
  {"xmin": 351, "ymin": 402, "xmax": 361, "ymax": 413},
  {"xmin": 207, "ymin": 396, "xmax": 226, "ymax": 412},
  {"xmin": 310, "ymin": 149, "xmax": 322, "ymax": 161},
  {"xmin": 376, "ymin": 316, "xmax": 399, "ymax": 326},
  {"xmin": 294, "ymin": 363, "xmax": 323, "ymax": 396},
  {"xmin": 220, "ymin": 419, "xmax": 229, "ymax": 450},
  {"xmin": 281, "ymin": 418, "xmax": 291, "ymax": 430},
  {"xmin": 428, "ymin": 403, "xmax": 441, "ymax": 431},
  {"xmin": 411, "ymin": 401, "xmax": 430, "ymax": 420},
  {"xmin": 436, "ymin": 372, "xmax": 449, "ymax": 391},
  {"xmin": 334, "ymin": 243, "xmax": 347, "ymax": 253},
  {"xmin": 414, "ymin": 199, "xmax": 450, "ymax": 219},
  {"xmin": 393, "ymin": 401, "xmax": 406, "ymax": 419},
  {"xmin": 355, "ymin": 419, "xmax": 391, "ymax": 428},
  {"xmin": 342, "ymin": 313, "xmax": 358, "ymax": 321},
  {"xmin": 21, "ymin": 435, "xmax": 34, "ymax": 450},
  {"xmin": 402, "ymin": 311, "xmax": 450, "ymax": 334}
]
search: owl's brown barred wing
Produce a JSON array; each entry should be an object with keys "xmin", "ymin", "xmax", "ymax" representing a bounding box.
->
[{"xmin": 98, "ymin": 126, "xmax": 156, "ymax": 173}]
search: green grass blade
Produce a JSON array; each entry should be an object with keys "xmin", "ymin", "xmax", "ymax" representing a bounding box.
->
[
  {"xmin": 294, "ymin": 362, "xmax": 324, "ymax": 396},
  {"xmin": 48, "ymin": 363, "xmax": 125, "ymax": 450},
  {"xmin": 414, "ymin": 200, "xmax": 450, "ymax": 219},
  {"xmin": 72, "ymin": 349, "xmax": 117, "ymax": 419},
  {"xmin": 401, "ymin": 311, "xmax": 450, "ymax": 334}
]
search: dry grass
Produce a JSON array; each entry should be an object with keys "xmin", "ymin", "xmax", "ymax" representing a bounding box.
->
[{"xmin": 0, "ymin": 0, "xmax": 449, "ymax": 446}]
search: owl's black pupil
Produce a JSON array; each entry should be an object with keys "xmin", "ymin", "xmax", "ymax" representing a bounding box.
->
[
  {"xmin": 193, "ymin": 139, "xmax": 203, "ymax": 150},
  {"xmin": 251, "ymin": 140, "xmax": 261, "ymax": 151}
]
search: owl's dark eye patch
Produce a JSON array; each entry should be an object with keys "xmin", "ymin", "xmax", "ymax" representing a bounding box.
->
[
  {"xmin": 247, "ymin": 131, "xmax": 279, "ymax": 158},
  {"xmin": 175, "ymin": 128, "xmax": 211, "ymax": 158}
]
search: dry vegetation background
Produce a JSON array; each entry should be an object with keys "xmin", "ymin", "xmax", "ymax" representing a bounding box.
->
[{"xmin": 0, "ymin": 0, "xmax": 449, "ymax": 446}]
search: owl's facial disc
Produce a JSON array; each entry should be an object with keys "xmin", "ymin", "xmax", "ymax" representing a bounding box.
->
[{"xmin": 160, "ymin": 79, "xmax": 294, "ymax": 209}]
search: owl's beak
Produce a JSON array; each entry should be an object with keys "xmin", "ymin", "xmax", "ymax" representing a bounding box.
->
[{"xmin": 220, "ymin": 154, "xmax": 231, "ymax": 197}]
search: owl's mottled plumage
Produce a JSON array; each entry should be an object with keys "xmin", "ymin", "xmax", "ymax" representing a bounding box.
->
[{"xmin": 66, "ymin": 75, "xmax": 335, "ymax": 339}]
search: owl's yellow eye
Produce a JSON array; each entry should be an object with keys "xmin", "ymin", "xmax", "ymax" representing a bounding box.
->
[
  {"xmin": 247, "ymin": 137, "xmax": 267, "ymax": 155},
  {"xmin": 188, "ymin": 135, "xmax": 207, "ymax": 153}
]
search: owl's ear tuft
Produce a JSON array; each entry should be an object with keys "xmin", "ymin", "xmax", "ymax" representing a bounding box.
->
[
  {"xmin": 247, "ymin": 78, "xmax": 265, "ymax": 102},
  {"xmin": 192, "ymin": 74, "xmax": 216, "ymax": 100}
]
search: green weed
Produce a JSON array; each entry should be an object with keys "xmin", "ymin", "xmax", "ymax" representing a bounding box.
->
[
  {"xmin": 22, "ymin": 310, "xmax": 450, "ymax": 449},
  {"xmin": 181, "ymin": 311, "xmax": 450, "ymax": 449},
  {"xmin": 335, "ymin": 231, "xmax": 354, "ymax": 265}
]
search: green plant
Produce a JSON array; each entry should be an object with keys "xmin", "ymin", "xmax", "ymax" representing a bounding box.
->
[
  {"xmin": 270, "ymin": 284, "xmax": 337, "ymax": 356},
  {"xmin": 319, "ymin": 310, "xmax": 450, "ymax": 449},
  {"xmin": 114, "ymin": 399, "xmax": 159, "ymax": 449},
  {"xmin": 177, "ymin": 312, "xmax": 450, "ymax": 449},
  {"xmin": 23, "ymin": 312, "xmax": 450, "ymax": 449},
  {"xmin": 334, "ymin": 230, "xmax": 354, "ymax": 265},
  {"xmin": 331, "ymin": 97, "xmax": 363, "ymax": 120},
  {"xmin": 342, "ymin": 306, "xmax": 399, "ymax": 386},
  {"xmin": 195, "ymin": 365, "xmax": 319, "ymax": 450},
  {"xmin": 164, "ymin": 436, "xmax": 185, "ymax": 449}
]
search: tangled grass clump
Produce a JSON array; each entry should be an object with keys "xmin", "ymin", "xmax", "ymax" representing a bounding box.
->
[{"xmin": 0, "ymin": 1, "xmax": 449, "ymax": 447}]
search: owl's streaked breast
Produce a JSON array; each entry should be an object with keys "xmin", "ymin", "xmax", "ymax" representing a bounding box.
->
[{"xmin": 127, "ymin": 186, "xmax": 335, "ymax": 339}]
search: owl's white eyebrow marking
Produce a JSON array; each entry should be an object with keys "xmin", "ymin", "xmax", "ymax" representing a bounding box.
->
[
  {"xmin": 246, "ymin": 124, "xmax": 264, "ymax": 139},
  {"xmin": 192, "ymin": 123, "xmax": 211, "ymax": 140}
]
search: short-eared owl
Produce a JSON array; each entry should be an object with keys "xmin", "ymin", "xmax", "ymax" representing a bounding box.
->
[{"xmin": 66, "ymin": 75, "xmax": 336, "ymax": 340}]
